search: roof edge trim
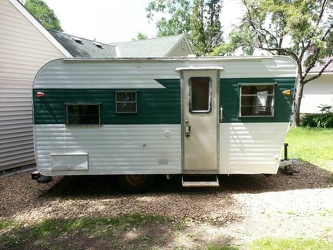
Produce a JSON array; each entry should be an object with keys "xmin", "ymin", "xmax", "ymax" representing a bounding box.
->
[
  {"xmin": 9, "ymin": 0, "xmax": 72, "ymax": 58},
  {"xmin": 175, "ymin": 66, "xmax": 225, "ymax": 72}
]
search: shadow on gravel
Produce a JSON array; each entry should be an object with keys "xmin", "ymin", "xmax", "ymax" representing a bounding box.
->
[
  {"xmin": 42, "ymin": 162, "xmax": 333, "ymax": 198},
  {"xmin": 0, "ymin": 215, "xmax": 237, "ymax": 250}
]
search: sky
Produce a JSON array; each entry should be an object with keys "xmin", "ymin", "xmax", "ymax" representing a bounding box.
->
[{"xmin": 43, "ymin": 0, "xmax": 244, "ymax": 44}]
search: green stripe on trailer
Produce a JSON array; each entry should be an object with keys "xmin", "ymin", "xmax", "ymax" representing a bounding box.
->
[
  {"xmin": 220, "ymin": 77, "xmax": 295, "ymax": 123},
  {"xmin": 33, "ymin": 79, "xmax": 181, "ymax": 125}
]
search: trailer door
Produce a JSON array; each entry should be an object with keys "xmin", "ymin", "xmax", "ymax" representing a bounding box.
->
[{"xmin": 182, "ymin": 70, "xmax": 219, "ymax": 172}]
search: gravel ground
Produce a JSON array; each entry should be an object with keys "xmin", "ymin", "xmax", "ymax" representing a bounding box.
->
[{"xmin": 1, "ymin": 162, "xmax": 333, "ymax": 248}]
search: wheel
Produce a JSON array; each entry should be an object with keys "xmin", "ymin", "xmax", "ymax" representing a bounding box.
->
[{"xmin": 117, "ymin": 175, "xmax": 155, "ymax": 193}]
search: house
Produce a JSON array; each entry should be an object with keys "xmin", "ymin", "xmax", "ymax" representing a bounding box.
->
[
  {"xmin": 48, "ymin": 30, "xmax": 118, "ymax": 58},
  {"xmin": 48, "ymin": 31, "xmax": 193, "ymax": 58},
  {"xmin": 111, "ymin": 34, "xmax": 193, "ymax": 57},
  {"xmin": 0, "ymin": 0, "xmax": 70, "ymax": 172},
  {"xmin": 0, "ymin": 0, "xmax": 193, "ymax": 172},
  {"xmin": 301, "ymin": 61, "xmax": 333, "ymax": 113}
]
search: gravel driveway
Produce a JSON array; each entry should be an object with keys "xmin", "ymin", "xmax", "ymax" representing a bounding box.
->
[{"xmin": 1, "ymin": 162, "xmax": 333, "ymax": 248}]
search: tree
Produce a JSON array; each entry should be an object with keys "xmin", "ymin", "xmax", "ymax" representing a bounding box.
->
[
  {"xmin": 146, "ymin": 0, "xmax": 192, "ymax": 36},
  {"xmin": 146, "ymin": 0, "xmax": 223, "ymax": 55},
  {"xmin": 190, "ymin": 0, "xmax": 222, "ymax": 54},
  {"xmin": 24, "ymin": 0, "xmax": 63, "ymax": 31},
  {"xmin": 133, "ymin": 32, "xmax": 148, "ymax": 41},
  {"xmin": 215, "ymin": 0, "xmax": 333, "ymax": 126}
]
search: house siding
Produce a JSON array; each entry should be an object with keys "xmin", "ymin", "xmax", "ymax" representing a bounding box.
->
[
  {"xmin": 0, "ymin": 0, "xmax": 65, "ymax": 171},
  {"xmin": 301, "ymin": 74, "xmax": 333, "ymax": 113},
  {"xmin": 168, "ymin": 39, "xmax": 192, "ymax": 57}
]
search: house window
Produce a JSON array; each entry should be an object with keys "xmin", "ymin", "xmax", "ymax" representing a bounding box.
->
[
  {"xmin": 116, "ymin": 91, "xmax": 137, "ymax": 113},
  {"xmin": 66, "ymin": 104, "xmax": 100, "ymax": 125},
  {"xmin": 240, "ymin": 84, "xmax": 275, "ymax": 117},
  {"xmin": 189, "ymin": 77, "xmax": 212, "ymax": 113}
]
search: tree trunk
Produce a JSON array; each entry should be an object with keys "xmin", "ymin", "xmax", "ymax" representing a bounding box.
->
[{"xmin": 291, "ymin": 77, "xmax": 305, "ymax": 127}]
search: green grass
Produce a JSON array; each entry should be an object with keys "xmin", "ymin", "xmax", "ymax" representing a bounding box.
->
[
  {"xmin": 0, "ymin": 216, "xmax": 244, "ymax": 250},
  {"xmin": 249, "ymin": 238, "xmax": 333, "ymax": 250},
  {"xmin": 0, "ymin": 214, "xmax": 172, "ymax": 249},
  {"xmin": 0, "ymin": 220, "xmax": 18, "ymax": 231},
  {"xmin": 285, "ymin": 127, "xmax": 333, "ymax": 172}
]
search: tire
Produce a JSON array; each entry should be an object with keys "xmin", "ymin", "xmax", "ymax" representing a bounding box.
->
[{"xmin": 117, "ymin": 175, "xmax": 155, "ymax": 194}]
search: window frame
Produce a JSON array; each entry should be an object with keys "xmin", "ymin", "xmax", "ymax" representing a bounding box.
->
[
  {"xmin": 239, "ymin": 83, "xmax": 276, "ymax": 117},
  {"xmin": 189, "ymin": 77, "xmax": 212, "ymax": 114},
  {"xmin": 115, "ymin": 91, "xmax": 138, "ymax": 114},
  {"xmin": 65, "ymin": 103, "xmax": 101, "ymax": 126}
]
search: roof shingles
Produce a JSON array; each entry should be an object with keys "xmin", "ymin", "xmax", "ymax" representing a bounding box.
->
[
  {"xmin": 48, "ymin": 30, "xmax": 117, "ymax": 58},
  {"xmin": 112, "ymin": 34, "xmax": 187, "ymax": 57}
]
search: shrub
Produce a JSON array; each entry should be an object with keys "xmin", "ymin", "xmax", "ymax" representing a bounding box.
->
[{"xmin": 300, "ymin": 105, "xmax": 333, "ymax": 128}]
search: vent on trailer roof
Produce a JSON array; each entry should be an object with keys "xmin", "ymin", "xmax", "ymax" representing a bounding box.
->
[
  {"xmin": 93, "ymin": 42, "xmax": 103, "ymax": 48},
  {"xmin": 72, "ymin": 37, "xmax": 83, "ymax": 44}
]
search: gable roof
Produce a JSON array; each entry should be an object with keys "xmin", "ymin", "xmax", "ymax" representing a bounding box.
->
[
  {"xmin": 112, "ymin": 34, "xmax": 193, "ymax": 57},
  {"xmin": 48, "ymin": 30, "xmax": 118, "ymax": 58}
]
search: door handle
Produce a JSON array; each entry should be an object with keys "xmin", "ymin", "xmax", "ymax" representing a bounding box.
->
[
  {"xmin": 220, "ymin": 106, "xmax": 223, "ymax": 122},
  {"xmin": 185, "ymin": 120, "xmax": 191, "ymax": 137}
]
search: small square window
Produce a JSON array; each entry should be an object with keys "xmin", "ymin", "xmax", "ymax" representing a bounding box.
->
[
  {"xmin": 116, "ymin": 91, "xmax": 137, "ymax": 113},
  {"xmin": 66, "ymin": 104, "xmax": 100, "ymax": 125},
  {"xmin": 239, "ymin": 84, "xmax": 275, "ymax": 117}
]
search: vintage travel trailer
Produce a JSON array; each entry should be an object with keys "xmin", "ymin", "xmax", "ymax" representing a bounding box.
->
[{"xmin": 32, "ymin": 56, "xmax": 297, "ymax": 192}]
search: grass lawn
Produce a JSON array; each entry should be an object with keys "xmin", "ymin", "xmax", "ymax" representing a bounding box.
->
[
  {"xmin": 285, "ymin": 127, "xmax": 333, "ymax": 172},
  {"xmin": 249, "ymin": 238, "xmax": 333, "ymax": 250}
]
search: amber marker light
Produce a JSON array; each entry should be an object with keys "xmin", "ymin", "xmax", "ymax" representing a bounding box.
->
[{"xmin": 282, "ymin": 89, "xmax": 291, "ymax": 95}]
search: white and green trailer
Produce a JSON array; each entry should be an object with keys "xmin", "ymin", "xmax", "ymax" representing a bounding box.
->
[{"xmin": 32, "ymin": 56, "xmax": 297, "ymax": 192}]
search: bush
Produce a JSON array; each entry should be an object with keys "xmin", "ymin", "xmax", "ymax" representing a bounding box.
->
[{"xmin": 300, "ymin": 105, "xmax": 333, "ymax": 128}]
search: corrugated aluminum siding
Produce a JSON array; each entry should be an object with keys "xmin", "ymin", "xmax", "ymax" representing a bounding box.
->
[
  {"xmin": 220, "ymin": 77, "xmax": 295, "ymax": 123},
  {"xmin": 34, "ymin": 124, "xmax": 182, "ymax": 175},
  {"xmin": 34, "ymin": 56, "xmax": 297, "ymax": 89},
  {"xmin": 0, "ymin": 0, "xmax": 65, "ymax": 171},
  {"xmin": 33, "ymin": 81, "xmax": 181, "ymax": 125},
  {"xmin": 219, "ymin": 122, "xmax": 290, "ymax": 174}
]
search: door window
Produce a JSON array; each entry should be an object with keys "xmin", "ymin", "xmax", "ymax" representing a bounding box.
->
[{"xmin": 189, "ymin": 77, "xmax": 211, "ymax": 113}]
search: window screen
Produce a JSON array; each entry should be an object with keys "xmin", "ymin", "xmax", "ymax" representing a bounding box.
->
[
  {"xmin": 66, "ymin": 104, "xmax": 100, "ymax": 125},
  {"xmin": 240, "ymin": 84, "xmax": 274, "ymax": 117},
  {"xmin": 116, "ymin": 91, "xmax": 137, "ymax": 113},
  {"xmin": 189, "ymin": 77, "xmax": 211, "ymax": 113}
]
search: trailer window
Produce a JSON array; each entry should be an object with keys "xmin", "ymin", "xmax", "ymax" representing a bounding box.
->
[
  {"xmin": 189, "ymin": 77, "xmax": 211, "ymax": 113},
  {"xmin": 240, "ymin": 84, "xmax": 274, "ymax": 117},
  {"xmin": 116, "ymin": 91, "xmax": 137, "ymax": 113},
  {"xmin": 66, "ymin": 104, "xmax": 100, "ymax": 125}
]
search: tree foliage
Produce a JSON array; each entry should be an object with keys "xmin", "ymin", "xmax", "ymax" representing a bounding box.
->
[
  {"xmin": 24, "ymin": 0, "xmax": 63, "ymax": 31},
  {"xmin": 133, "ymin": 32, "xmax": 148, "ymax": 40},
  {"xmin": 146, "ymin": 0, "xmax": 223, "ymax": 55},
  {"xmin": 216, "ymin": 0, "xmax": 333, "ymax": 126},
  {"xmin": 146, "ymin": 0, "xmax": 192, "ymax": 36}
]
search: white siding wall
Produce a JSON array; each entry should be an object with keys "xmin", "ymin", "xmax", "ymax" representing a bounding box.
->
[
  {"xmin": 301, "ymin": 74, "xmax": 333, "ymax": 113},
  {"xmin": 219, "ymin": 123, "xmax": 290, "ymax": 174},
  {"xmin": 34, "ymin": 125, "xmax": 182, "ymax": 176},
  {"xmin": 0, "ymin": 0, "xmax": 65, "ymax": 171}
]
